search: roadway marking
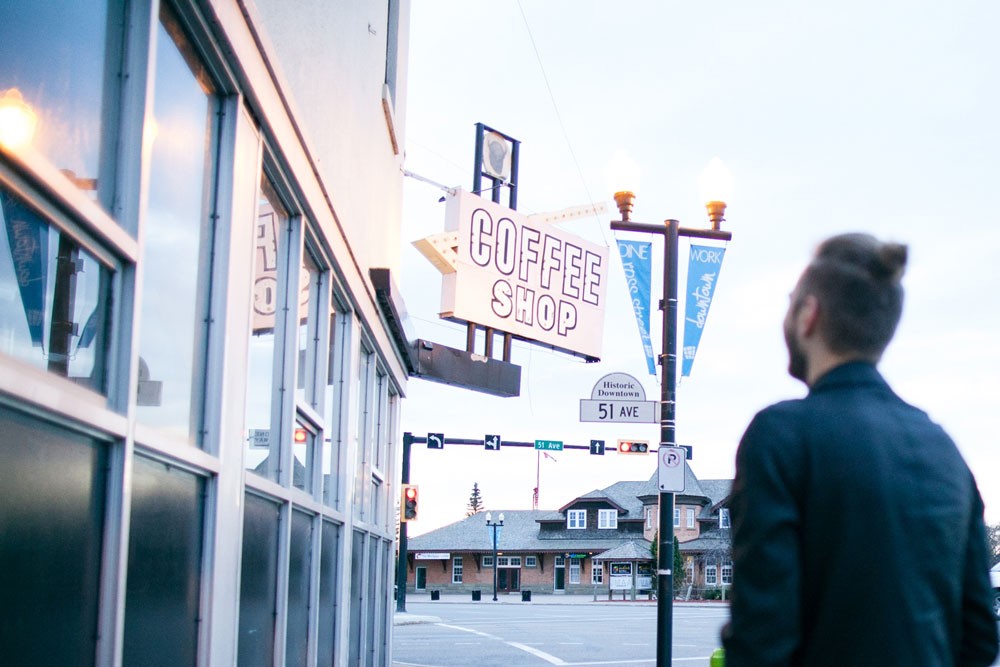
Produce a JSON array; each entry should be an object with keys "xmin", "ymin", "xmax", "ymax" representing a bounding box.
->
[
  {"xmin": 430, "ymin": 622, "xmax": 709, "ymax": 666},
  {"xmin": 437, "ymin": 623, "xmax": 566, "ymax": 665}
]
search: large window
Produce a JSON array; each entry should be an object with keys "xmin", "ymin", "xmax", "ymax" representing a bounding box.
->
[
  {"xmin": 245, "ymin": 177, "xmax": 289, "ymax": 482},
  {"xmin": 323, "ymin": 303, "xmax": 348, "ymax": 507},
  {"xmin": 0, "ymin": 2, "xmax": 123, "ymax": 210},
  {"xmin": 598, "ymin": 509, "xmax": 617, "ymax": 529},
  {"xmin": 317, "ymin": 521, "xmax": 341, "ymax": 667},
  {"xmin": 0, "ymin": 184, "xmax": 112, "ymax": 391},
  {"xmin": 238, "ymin": 494, "xmax": 281, "ymax": 667},
  {"xmin": 673, "ymin": 508, "xmax": 680, "ymax": 528},
  {"xmin": 719, "ymin": 508, "xmax": 730, "ymax": 529},
  {"xmin": 135, "ymin": 3, "xmax": 220, "ymax": 443},
  {"xmin": 452, "ymin": 556, "xmax": 463, "ymax": 584},
  {"xmin": 567, "ymin": 509, "xmax": 586, "ymax": 529},
  {"xmin": 721, "ymin": 562, "xmax": 733, "ymax": 586},
  {"xmin": 123, "ymin": 456, "xmax": 205, "ymax": 665},
  {"xmin": 705, "ymin": 563, "xmax": 718, "ymax": 586},
  {"xmin": 286, "ymin": 511, "xmax": 313, "ymax": 667},
  {"xmin": 686, "ymin": 508, "xmax": 696, "ymax": 528},
  {"xmin": 569, "ymin": 560, "xmax": 581, "ymax": 584},
  {"xmin": 0, "ymin": 405, "xmax": 108, "ymax": 666},
  {"xmin": 591, "ymin": 562, "xmax": 603, "ymax": 585}
]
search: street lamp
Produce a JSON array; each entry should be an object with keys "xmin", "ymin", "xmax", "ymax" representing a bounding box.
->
[
  {"xmin": 610, "ymin": 159, "xmax": 733, "ymax": 667},
  {"xmin": 485, "ymin": 511, "xmax": 505, "ymax": 601}
]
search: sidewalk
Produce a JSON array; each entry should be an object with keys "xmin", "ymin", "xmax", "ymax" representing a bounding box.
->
[{"xmin": 393, "ymin": 592, "xmax": 728, "ymax": 624}]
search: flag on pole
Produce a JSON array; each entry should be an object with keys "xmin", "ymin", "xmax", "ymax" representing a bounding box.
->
[
  {"xmin": 617, "ymin": 239, "xmax": 656, "ymax": 376},
  {"xmin": 682, "ymin": 244, "xmax": 726, "ymax": 377}
]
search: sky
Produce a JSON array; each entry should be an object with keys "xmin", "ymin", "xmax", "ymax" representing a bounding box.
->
[{"xmin": 397, "ymin": 1, "xmax": 1000, "ymax": 535}]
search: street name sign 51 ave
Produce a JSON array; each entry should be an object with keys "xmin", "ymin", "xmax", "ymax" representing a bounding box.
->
[{"xmin": 579, "ymin": 372, "xmax": 658, "ymax": 423}]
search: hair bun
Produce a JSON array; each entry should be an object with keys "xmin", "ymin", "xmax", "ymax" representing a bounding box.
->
[{"xmin": 875, "ymin": 242, "xmax": 907, "ymax": 282}]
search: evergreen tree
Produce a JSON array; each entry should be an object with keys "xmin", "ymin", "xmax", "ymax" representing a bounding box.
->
[{"xmin": 466, "ymin": 482, "xmax": 484, "ymax": 517}]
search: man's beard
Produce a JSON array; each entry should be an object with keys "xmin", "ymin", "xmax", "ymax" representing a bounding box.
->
[{"xmin": 784, "ymin": 320, "xmax": 808, "ymax": 383}]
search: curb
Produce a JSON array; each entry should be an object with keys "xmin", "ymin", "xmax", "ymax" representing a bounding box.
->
[{"xmin": 393, "ymin": 613, "xmax": 442, "ymax": 626}]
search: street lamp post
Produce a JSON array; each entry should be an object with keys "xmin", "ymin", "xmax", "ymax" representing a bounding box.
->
[
  {"xmin": 610, "ymin": 161, "xmax": 732, "ymax": 667},
  {"xmin": 485, "ymin": 511, "xmax": 504, "ymax": 601}
]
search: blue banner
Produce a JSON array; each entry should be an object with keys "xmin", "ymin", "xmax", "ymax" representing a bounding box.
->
[
  {"xmin": 617, "ymin": 240, "xmax": 656, "ymax": 376},
  {"xmin": 2, "ymin": 193, "xmax": 48, "ymax": 347},
  {"xmin": 682, "ymin": 245, "xmax": 726, "ymax": 377}
]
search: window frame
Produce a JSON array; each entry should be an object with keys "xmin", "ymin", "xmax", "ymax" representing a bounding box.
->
[
  {"xmin": 568, "ymin": 559, "xmax": 581, "ymax": 584},
  {"xmin": 705, "ymin": 563, "xmax": 718, "ymax": 586},
  {"xmin": 567, "ymin": 509, "xmax": 586, "ymax": 530},
  {"xmin": 686, "ymin": 507, "xmax": 696, "ymax": 528},
  {"xmin": 452, "ymin": 556, "xmax": 463, "ymax": 584},
  {"xmin": 719, "ymin": 508, "xmax": 730, "ymax": 529},
  {"xmin": 673, "ymin": 508, "xmax": 680, "ymax": 528},
  {"xmin": 591, "ymin": 562, "xmax": 603, "ymax": 585},
  {"xmin": 524, "ymin": 556, "xmax": 537, "ymax": 568},
  {"xmin": 597, "ymin": 508, "xmax": 617, "ymax": 530}
]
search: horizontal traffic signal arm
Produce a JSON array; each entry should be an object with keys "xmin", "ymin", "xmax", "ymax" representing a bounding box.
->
[{"xmin": 403, "ymin": 433, "xmax": 661, "ymax": 451}]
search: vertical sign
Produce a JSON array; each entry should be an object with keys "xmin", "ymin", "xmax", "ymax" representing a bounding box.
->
[
  {"xmin": 617, "ymin": 239, "xmax": 656, "ymax": 376},
  {"xmin": 682, "ymin": 245, "xmax": 726, "ymax": 377}
]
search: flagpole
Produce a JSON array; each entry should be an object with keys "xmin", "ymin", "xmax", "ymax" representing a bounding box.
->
[{"xmin": 534, "ymin": 450, "xmax": 540, "ymax": 509}]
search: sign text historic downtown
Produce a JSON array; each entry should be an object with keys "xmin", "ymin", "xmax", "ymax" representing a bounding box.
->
[{"xmin": 579, "ymin": 372, "xmax": 659, "ymax": 424}]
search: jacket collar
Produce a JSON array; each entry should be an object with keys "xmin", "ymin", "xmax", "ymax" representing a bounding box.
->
[{"xmin": 808, "ymin": 361, "xmax": 888, "ymax": 395}]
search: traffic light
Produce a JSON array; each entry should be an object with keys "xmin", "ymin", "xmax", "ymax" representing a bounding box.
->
[
  {"xmin": 617, "ymin": 440, "xmax": 649, "ymax": 454},
  {"xmin": 401, "ymin": 484, "xmax": 419, "ymax": 522}
]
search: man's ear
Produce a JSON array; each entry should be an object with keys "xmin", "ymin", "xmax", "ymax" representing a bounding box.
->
[{"xmin": 797, "ymin": 294, "xmax": 820, "ymax": 338}]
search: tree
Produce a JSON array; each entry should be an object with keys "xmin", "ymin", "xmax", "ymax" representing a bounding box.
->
[
  {"xmin": 673, "ymin": 535, "xmax": 684, "ymax": 596},
  {"xmin": 466, "ymin": 482, "xmax": 484, "ymax": 517}
]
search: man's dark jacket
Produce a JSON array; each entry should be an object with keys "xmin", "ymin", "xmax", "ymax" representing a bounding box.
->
[{"xmin": 722, "ymin": 362, "xmax": 998, "ymax": 666}]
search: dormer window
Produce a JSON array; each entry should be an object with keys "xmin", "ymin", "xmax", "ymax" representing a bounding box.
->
[
  {"xmin": 567, "ymin": 509, "xmax": 586, "ymax": 529},
  {"xmin": 598, "ymin": 509, "xmax": 617, "ymax": 529},
  {"xmin": 719, "ymin": 508, "xmax": 731, "ymax": 529}
]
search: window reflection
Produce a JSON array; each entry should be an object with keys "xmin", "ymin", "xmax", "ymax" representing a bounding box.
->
[
  {"xmin": 0, "ymin": 1, "xmax": 118, "ymax": 209},
  {"xmin": 296, "ymin": 247, "xmax": 321, "ymax": 406},
  {"xmin": 135, "ymin": 5, "xmax": 218, "ymax": 444},
  {"xmin": 246, "ymin": 178, "xmax": 287, "ymax": 481},
  {"xmin": 0, "ymin": 184, "xmax": 111, "ymax": 392}
]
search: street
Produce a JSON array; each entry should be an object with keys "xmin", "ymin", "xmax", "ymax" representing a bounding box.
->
[{"xmin": 392, "ymin": 599, "xmax": 728, "ymax": 666}]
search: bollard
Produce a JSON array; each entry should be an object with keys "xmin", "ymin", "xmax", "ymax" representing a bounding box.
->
[{"xmin": 709, "ymin": 648, "xmax": 725, "ymax": 667}]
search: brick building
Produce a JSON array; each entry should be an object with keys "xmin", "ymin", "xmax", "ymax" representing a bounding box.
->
[{"xmin": 405, "ymin": 464, "xmax": 733, "ymax": 597}]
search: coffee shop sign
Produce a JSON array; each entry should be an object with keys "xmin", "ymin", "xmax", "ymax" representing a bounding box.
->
[{"xmin": 440, "ymin": 189, "xmax": 609, "ymax": 361}]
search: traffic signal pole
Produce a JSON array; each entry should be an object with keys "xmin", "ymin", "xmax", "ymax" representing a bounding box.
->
[{"xmin": 395, "ymin": 432, "xmax": 413, "ymax": 613}]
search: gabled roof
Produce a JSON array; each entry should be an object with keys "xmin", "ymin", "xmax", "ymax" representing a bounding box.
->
[
  {"xmin": 593, "ymin": 539, "xmax": 653, "ymax": 561},
  {"xmin": 700, "ymin": 479, "xmax": 733, "ymax": 508},
  {"xmin": 678, "ymin": 527, "xmax": 732, "ymax": 554},
  {"xmin": 558, "ymin": 493, "xmax": 626, "ymax": 514}
]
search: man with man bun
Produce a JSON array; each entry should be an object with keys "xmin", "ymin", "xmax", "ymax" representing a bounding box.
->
[{"xmin": 722, "ymin": 233, "xmax": 999, "ymax": 666}]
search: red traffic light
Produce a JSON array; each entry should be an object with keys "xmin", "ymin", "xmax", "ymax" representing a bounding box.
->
[
  {"xmin": 401, "ymin": 484, "xmax": 419, "ymax": 522},
  {"xmin": 617, "ymin": 440, "xmax": 649, "ymax": 454},
  {"xmin": 293, "ymin": 427, "xmax": 308, "ymax": 444}
]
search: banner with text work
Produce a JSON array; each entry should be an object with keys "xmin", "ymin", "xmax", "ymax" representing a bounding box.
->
[
  {"xmin": 682, "ymin": 244, "xmax": 726, "ymax": 377},
  {"xmin": 616, "ymin": 239, "xmax": 656, "ymax": 376}
]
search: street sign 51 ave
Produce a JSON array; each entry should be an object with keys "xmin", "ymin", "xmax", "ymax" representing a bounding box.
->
[
  {"xmin": 579, "ymin": 399, "xmax": 658, "ymax": 423},
  {"xmin": 579, "ymin": 372, "xmax": 658, "ymax": 423}
]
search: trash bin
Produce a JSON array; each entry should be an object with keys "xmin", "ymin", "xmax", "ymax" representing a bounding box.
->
[
  {"xmin": 521, "ymin": 590, "xmax": 532, "ymax": 602},
  {"xmin": 472, "ymin": 590, "xmax": 481, "ymax": 601},
  {"xmin": 430, "ymin": 590, "xmax": 440, "ymax": 601}
]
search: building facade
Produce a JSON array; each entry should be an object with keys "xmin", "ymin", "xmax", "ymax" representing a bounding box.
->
[
  {"xmin": 406, "ymin": 466, "xmax": 733, "ymax": 598},
  {"xmin": 1, "ymin": 1, "xmax": 411, "ymax": 665}
]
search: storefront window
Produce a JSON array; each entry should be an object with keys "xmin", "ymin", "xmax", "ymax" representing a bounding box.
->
[
  {"xmin": 0, "ymin": 2, "xmax": 120, "ymax": 210},
  {"xmin": 245, "ymin": 178, "xmax": 288, "ymax": 481},
  {"xmin": 0, "ymin": 184, "xmax": 112, "ymax": 392},
  {"xmin": 135, "ymin": 4, "xmax": 219, "ymax": 443}
]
